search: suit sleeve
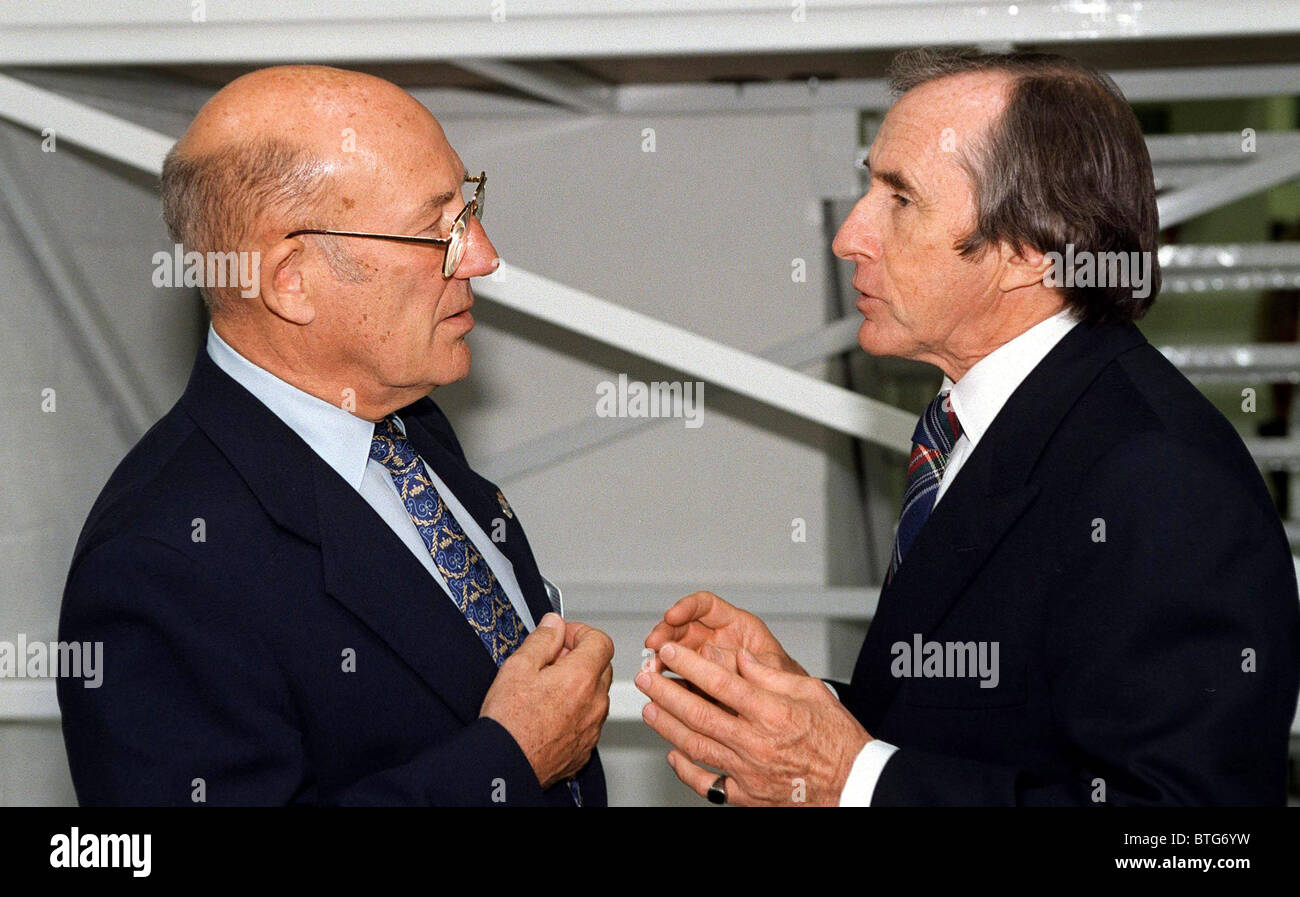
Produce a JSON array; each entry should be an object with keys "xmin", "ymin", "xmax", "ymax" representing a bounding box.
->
[
  {"xmin": 872, "ymin": 433, "xmax": 1300, "ymax": 806},
  {"xmin": 58, "ymin": 536, "xmax": 549, "ymax": 806}
]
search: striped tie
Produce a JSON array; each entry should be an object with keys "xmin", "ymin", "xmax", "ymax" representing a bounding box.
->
[{"xmin": 887, "ymin": 390, "xmax": 962, "ymax": 584}]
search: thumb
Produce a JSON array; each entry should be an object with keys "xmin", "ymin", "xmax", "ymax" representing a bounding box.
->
[
  {"xmin": 736, "ymin": 648, "xmax": 798, "ymax": 694},
  {"xmin": 512, "ymin": 613, "xmax": 566, "ymax": 669}
]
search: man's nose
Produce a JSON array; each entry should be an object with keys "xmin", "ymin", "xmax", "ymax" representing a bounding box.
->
[
  {"xmin": 453, "ymin": 216, "xmax": 500, "ymax": 279},
  {"xmin": 831, "ymin": 198, "xmax": 881, "ymax": 262}
]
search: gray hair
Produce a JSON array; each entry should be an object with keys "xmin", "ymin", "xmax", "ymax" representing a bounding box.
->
[{"xmin": 160, "ymin": 137, "xmax": 367, "ymax": 313}]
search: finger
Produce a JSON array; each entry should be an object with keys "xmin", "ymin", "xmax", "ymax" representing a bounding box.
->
[
  {"xmin": 598, "ymin": 663, "xmax": 613, "ymax": 695},
  {"xmin": 644, "ymin": 620, "xmax": 684, "ymax": 652},
  {"xmin": 563, "ymin": 625, "xmax": 615, "ymax": 670},
  {"xmin": 645, "ymin": 619, "xmax": 716, "ymax": 657},
  {"xmin": 634, "ymin": 659, "xmax": 746, "ymax": 746},
  {"xmin": 736, "ymin": 647, "xmax": 806, "ymax": 696},
  {"xmin": 564, "ymin": 620, "xmax": 593, "ymax": 651},
  {"xmin": 665, "ymin": 750, "xmax": 755, "ymax": 807},
  {"xmin": 663, "ymin": 591, "xmax": 735, "ymax": 629},
  {"xmin": 679, "ymin": 677, "xmax": 739, "ymax": 715},
  {"xmin": 642, "ymin": 700, "xmax": 741, "ymax": 773},
  {"xmin": 657, "ymin": 642, "xmax": 762, "ymax": 721},
  {"xmin": 510, "ymin": 613, "xmax": 566, "ymax": 670}
]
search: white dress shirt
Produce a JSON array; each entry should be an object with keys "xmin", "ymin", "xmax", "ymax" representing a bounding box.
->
[
  {"xmin": 838, "ymin": 307, "xmax": 1081, "ymax": 806},
  {"xmin": 206, "ymin": 326, "xmax": 536, "ymax": 633}
]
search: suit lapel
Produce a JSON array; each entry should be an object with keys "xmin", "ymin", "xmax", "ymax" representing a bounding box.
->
[
  {"xmin": 852, "ymin": 320, "xmax": 1148, "ymax": 723},
  {"xmin": 180, "ymin": 348, "xmax": 499, "ymax": 724},
  {"xmin": 314, "ymin": 463, "xmax": 499, "ymax": 723}
]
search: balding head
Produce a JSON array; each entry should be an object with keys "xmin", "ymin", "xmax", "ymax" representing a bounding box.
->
[
  {"xmin": 162, "ymin": 65, "xmax": 499, "ymax": 420},
  {"xmin": 162, "ymin": 65, "xmax": 447, "ymax": 313}
]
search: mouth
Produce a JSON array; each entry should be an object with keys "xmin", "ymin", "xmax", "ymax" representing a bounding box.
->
[
  {"xmin": 855, "ymin": 291, "xmax": 885, "ymax": 312},
  {"xmin": 439, "ymin": 303, "xmax": 474, "ymax": 331}
]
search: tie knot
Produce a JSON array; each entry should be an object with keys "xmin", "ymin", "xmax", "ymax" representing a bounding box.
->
[
  {"xmin": 912, "ymin": 390, "xmax": 962, "ymax": 454},
  {"xmin": 370, "ymin": 416, "xmax": 419, "ymax": 474}
]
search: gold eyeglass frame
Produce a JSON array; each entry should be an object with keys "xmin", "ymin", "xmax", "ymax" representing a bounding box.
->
[{"xmin": 286, "ymin": 171, "xmax": 486, "ymax": 278}]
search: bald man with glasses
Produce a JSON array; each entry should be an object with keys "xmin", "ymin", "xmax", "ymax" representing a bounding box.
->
[{"xmin": 58, "ymin": 65, "xmax": 612, "ymax": 807}]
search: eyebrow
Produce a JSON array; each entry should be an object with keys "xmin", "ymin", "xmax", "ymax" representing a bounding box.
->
[
  {"xmin": 410, "ymin": 168, "xmax": 470, "ymax": 226},
  {"xmin": 863, "ymin": 162, "xmax": 920, "ymax": 197}
]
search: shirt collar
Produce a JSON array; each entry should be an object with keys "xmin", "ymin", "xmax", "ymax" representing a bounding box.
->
[
  {"xmin": 206, "ymin": 325, "xmax": 378, "ymax": 490},
  {"xmin": 941, "ymin": 307, "xmax": 1081, "ymax": 448}
]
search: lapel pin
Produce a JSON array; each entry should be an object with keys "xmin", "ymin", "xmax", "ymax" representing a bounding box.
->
[{"xmin": 496, "ymin": 490, "xmax": 513, "ymax": 519}]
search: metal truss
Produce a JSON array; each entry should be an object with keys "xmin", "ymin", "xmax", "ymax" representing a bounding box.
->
[
  {"xmin": 4, "ymin": 1, "xmax": 1298, "ymax": 67},
  {"xmin": 1160, "ymin": 343, "xmax": 1300, "ymax": 384},
  {"xmin": 1159, "ymin": 244, "xmax": 1300, "ymax": 294},
  {"xmin": 446, "ymin": 59, "xmax": 615, "ymax": 114},
  {"xmin": 1150, "ymin": 133, "xmax": 1300, "ymax": 192},
  {"xmin": 1158, "ymin": 144, "xmax": 1300, "ymax": 229}
]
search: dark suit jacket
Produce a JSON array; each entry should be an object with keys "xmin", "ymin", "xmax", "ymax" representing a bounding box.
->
[
  {"xmin": 57, "ymin": 346, "xmax": 605, "ymax": 806},
  {"xmin": 838, "ymin": 319, "xmax": 1300, "ymax": 806}
]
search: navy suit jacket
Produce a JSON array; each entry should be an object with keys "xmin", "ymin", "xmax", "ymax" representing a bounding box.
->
[
  {"xmin": 58, "ymin": 345, "xmax": 606, "ymax": 806},
  {"xmin": 838, "ymin": 320, "xmax": 1300, "ymax": 805}
]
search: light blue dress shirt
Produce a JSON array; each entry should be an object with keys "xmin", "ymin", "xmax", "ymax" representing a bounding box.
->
[{"xmin": 206, "ymin": 325, "xmax": 536, "ymax": 633}]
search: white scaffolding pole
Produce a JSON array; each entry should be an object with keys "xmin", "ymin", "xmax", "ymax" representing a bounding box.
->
[
  {"xmin": 478, "ymin": 264, "xmax": 916, "ymax": 450},
  {"xmin": 0, "ymin": 73, "xmax": 172, "ymax": 173},
  {"xmin": 448, "ymin": 59, "xmax": 614, "ymax": 114},
  {"xmin": 1158, "ymin": 145, "xmax": 1300, "ymax": 228}
]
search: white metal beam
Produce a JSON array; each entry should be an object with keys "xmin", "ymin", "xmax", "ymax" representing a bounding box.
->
[
  {"xmin": 398, "ymin": 65, "xmax": 1300, "ymax": 120},
  {"xmin": 448, "ymin": 59, "xmax": 614, "ymax": 114},
  {"xmin": 2, "ymin": 1, "xmax": 1298, "ymax": 66},
  {"xmin": 1159, "ymin": 344, "xmax": 1300, "ymax": 383},
  {"xmin": 0, "ymin": 73, "xmax": 172, "ymax": 173},
  {"xmin": 481, "ymin": 315, "xmax": 867, "ymax": 483},
  {"xmin": 1157, "ymin": 145, "xmax": 1300, "ymax": 228},
  {"xmin": 1243, "ymin": 438, "xmax": 1300, "ymax": 472},
  {"xmin": 478, "ymin": 264, "xmax": 916, "ymax": 451}
]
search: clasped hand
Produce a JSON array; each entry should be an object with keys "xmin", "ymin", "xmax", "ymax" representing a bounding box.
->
[{"xmin": 637, "ymin": 591, "xmax": 871, "ymax": 806}]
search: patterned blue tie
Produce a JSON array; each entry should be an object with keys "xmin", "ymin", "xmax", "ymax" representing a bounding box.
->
[
  {"xmin": 370, "ymin": 416, "xmax": 583, "ymax": 805},
  {"xmin": 887, "ymin": 390, "xmax": 962, "ymax": 584},
  {"xmin": 369, "ymin": 416, "xmax": 526, "ymax": 664}
]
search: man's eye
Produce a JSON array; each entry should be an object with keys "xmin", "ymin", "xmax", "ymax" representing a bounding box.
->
[{"xmin": 892, "ymin": 194, "xmax": 911, "ymax": 208}]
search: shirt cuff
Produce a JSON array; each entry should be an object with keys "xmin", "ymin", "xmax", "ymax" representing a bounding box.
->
[{"xmin": 838, "ymin": 739, "xmax": 898, "ymax": 806}]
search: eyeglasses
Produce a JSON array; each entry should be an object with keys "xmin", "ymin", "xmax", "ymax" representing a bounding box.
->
[{"xmin": 286, "ymin": 171, "xmax": 486, "ymax": 278}]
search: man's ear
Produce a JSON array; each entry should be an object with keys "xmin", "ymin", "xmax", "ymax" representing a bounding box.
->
[
  {"xmin": 260, "ymin": 238, "xmax": 317, "ymax": 326},
  {"xmin": 998, "ymin": 242, "xmax": 1054, "ymax": 293}
]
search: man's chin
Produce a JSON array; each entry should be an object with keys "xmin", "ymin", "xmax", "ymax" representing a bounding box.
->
[
  {"xmin": 427, "ymin": 342, "xmax": 472, "ymax": 388},
  {"xmin": 856, "ymin": 320, "xmax": 899, "ymax": 359}
]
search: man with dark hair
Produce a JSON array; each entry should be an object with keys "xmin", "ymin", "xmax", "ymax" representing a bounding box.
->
[
  {"xmin": 638, "ymin": 48, "xmax": 1300, "ymax": 806},
  {"xmin": 59, "ymin": 65, "xmax": 613, "ymax": 806}
]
